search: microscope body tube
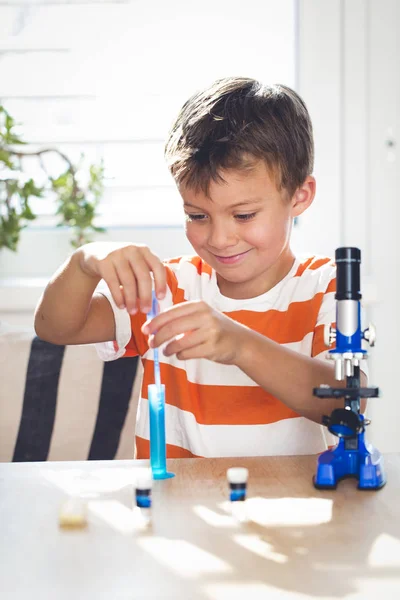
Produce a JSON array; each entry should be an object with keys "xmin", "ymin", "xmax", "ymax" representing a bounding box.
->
[
  {"xmin": 329, "ymin": 248, "xmax": 366, "ymax": 380},
  {"xmin": 335, "ymin": 300, "xmax": 364, "ymax": 354}
]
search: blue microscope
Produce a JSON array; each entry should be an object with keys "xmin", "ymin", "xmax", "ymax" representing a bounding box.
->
[{"xmin": 313, "ymin": 247, "xmax": 386, "ymax": 490}]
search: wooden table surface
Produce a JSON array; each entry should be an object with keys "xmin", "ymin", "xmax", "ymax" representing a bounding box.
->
[{"xmin": 1, "ymin": 454, "xmax": 400, "ymax": 600}]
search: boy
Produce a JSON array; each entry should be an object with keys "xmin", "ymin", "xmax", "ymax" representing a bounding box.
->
[{"xmin": 35, "ymin": 77, "xmax": 366, "ymax": 459}]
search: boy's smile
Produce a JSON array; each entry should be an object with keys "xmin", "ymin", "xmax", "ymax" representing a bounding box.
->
[
  {"xmin": 212, "ymin": 248, "xmax": 252, "ymax": 265},
  {"xmin": 180, "ymin": 160, "xmax": 315, "ymax": 299}
]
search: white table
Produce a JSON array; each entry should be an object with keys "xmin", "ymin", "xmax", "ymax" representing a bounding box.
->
[{"xmin": 1, "ymin": 454, "xmax": 400, "ymax": 600}]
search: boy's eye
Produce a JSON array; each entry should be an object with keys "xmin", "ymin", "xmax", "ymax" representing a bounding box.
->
[
  {"xmin": 235, "ymin": 212, "xmax": 257, "ymax": 221},
  {"xmin": 185, "ymin": 213, "xmax": 207, "ymax": 222}
]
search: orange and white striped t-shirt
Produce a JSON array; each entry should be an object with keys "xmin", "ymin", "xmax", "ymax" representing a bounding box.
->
[{"xmin": 96, "ymin": 254, "xmax": 337, "ymax": 458}]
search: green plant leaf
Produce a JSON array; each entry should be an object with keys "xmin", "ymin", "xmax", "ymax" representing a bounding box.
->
[
  {"xmin": 0, "ymin": 103, "xmax": 106, "ymax": 252},
  {"xmin": 0, "ymin": 149, "xmax": 14, "ymax": 168}
]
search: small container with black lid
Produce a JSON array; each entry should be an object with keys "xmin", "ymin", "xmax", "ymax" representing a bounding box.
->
[
  {"xmin": 135, "ymin": 468, "xmax": 153, "ymax": 526},
  {"xmin": 227, "ymin": 467, "xmax": 249, "ymax": 502}
]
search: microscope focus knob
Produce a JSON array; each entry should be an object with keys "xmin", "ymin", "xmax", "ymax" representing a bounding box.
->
[
  {"xmin": 324, "ymin": 324, "xmax": 336, "ymax": 348},
  {"xmin": 363, "ymin": 324, "xmax": 376, "ymax": 347}
]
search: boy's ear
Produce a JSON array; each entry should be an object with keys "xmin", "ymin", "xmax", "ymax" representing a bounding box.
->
[{"xmin": 291, "ymin": 176, "xmax": 316, "ymax": 217}]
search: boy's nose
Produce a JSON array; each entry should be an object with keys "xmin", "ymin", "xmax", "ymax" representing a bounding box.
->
[{"xmin": 207, "ymin": 222, "xmax": 237, "ymax": 251}]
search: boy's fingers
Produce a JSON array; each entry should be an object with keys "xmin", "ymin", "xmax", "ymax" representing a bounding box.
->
[
  {"xmin": 142, "ymin": 301, "xmax": 209, "ymax": 334},
  {"xmin": 175, "ymin": 342, "xmax": 210, "ymax": 361},
  {"xmin": 151, "ymin": 313, "xmax": 206, "ymax": 348},
  {"xmin": 146, "ymin": 255, "xmax": 167, "ymax": 300},
  {"xmin": 163, "ymin": 328, "xmax": 208, "ymax": 357},
  {"xmin": 114, "ymin": 260, "xmax": 138, "ymax": 314},
  {"xmin": 139, "ymin": 247, "xmax": 167, "ymax": 301},
  {"xmin": 102, "ymin": 264, "xmax": 125, "ymax": 309},
  {"xmin": 127, "ymin": 256, "xmax": 153, "ymax": 313}
]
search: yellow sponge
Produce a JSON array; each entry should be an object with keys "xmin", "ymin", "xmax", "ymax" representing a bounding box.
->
[{"xmin": 59, "ymin": 497, "xmax": 88, "ymax": 529}]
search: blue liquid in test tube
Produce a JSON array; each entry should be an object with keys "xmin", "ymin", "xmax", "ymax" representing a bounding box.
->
[{"xmin": 147, "ymin": 292, "xmax": 175, "ymax": 480}]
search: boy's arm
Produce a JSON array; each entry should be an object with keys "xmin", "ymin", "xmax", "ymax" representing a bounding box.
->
[
  {"xmin": 35, "ymin": 242, "xmax": 167, "ymax": 346},
  {"xmin": 34, "ymin": 252, "xmax": 116, "ymax": 345},
  {"xmin": 234, "ymin": 328, "xmax": 367, "ymax": 424}
]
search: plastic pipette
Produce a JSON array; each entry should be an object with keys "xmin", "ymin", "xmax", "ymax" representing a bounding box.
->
[
  {"xmin": 151, "ymin": 294, "xmax": 162, "ymax": 393},
  {"xmin": 147, "ymin": 290, "xmax": 175, "ymax": 480}
]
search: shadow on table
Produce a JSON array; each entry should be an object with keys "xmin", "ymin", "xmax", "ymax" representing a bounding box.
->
[
  {"xmin": 38, "ymin": 459, "xmax": 400, "ymax": 600},
  {"xmin": 143, "ymin": 462, "xmax": 400, "ymax": 598}
]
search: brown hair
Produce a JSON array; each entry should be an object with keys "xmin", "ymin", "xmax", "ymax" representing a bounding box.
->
[{"xmin": 164, "ymin": 77, "xmax": 314, "ymax": 198}]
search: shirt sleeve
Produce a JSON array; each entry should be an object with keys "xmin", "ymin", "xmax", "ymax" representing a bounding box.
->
[{"xmin": 94, "ymin": 290, "xmax": 135, "ymax": 361}]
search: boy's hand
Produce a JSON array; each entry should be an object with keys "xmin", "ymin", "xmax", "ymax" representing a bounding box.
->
[
  {"xmin": 75, "ymin": 242, "xmax": 167, "ymax": 314},
  {"xmin": 141, "ymin": 300, "xmax": 246, "ymax": 365}
]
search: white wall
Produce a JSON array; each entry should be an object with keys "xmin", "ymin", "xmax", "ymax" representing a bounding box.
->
[
  {"xmin": 0, "ymin": 0, "xmax": 295, "ymax": 230},
  {"xmin": 299, "ymin": 0, "xmax": 400, "ymax": 452},
  {"xmin": 294, "ymin": 0, "xmax": 342, "ymax": 257},
  {"xmin": 366, "ymin": 0, "xmax": 400, "ymax": 452},
  {"xmin": 0, "ymin": 0, "xmax": 296, "ymax": 326}
]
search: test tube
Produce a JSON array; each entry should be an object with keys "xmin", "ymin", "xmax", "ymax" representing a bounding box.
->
[
  {"xmin": 147, "ymin": 290, "xmax": 175, "ymax": 480},
  {"xmin": 148, "ymin": 383, "xmax": 175, "ymax": 479}
]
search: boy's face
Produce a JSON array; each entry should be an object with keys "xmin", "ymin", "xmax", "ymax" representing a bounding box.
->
[{"xmin": 180, "ymin": 161, "xmax": 314, "ymax": 299}]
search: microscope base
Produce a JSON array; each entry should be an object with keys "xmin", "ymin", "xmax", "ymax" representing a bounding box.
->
[{"xmin": 313, "ymin": 432, "xmax": 386, "ymax": 490}]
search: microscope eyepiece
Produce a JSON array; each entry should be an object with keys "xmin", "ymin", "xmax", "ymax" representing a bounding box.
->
[{"xmin": 335, "ymin": 247, "xmax": 361, "ymax": 301}]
